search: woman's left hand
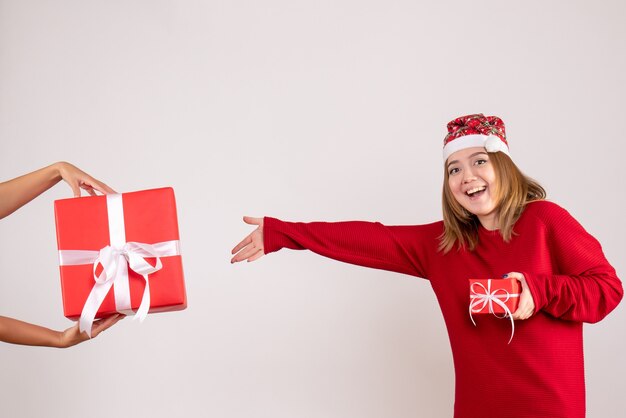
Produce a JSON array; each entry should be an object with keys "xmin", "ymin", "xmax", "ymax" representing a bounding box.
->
[{"xmin": 505, "ymin": 272, "xmax": 535, "ymax": 320}]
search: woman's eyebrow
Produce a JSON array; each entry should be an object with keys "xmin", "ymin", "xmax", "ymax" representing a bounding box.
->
[
  {"xmin": 446, "ymin": 160, "xmax": 458, "ymax": 169},
  {"xmin": 447, "ymin": 152, "xmax": 488, "ymax": 168}
]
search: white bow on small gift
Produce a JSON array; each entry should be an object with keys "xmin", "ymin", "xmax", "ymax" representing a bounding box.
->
[{"xmin": 469, "ymin": 280, "xmax": 520, "ymax": 344}]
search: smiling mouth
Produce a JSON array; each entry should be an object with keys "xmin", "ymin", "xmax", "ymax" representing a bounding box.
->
[{"xmin": 465, "ymin": 186, "xmax": 486, "ymax": 198}]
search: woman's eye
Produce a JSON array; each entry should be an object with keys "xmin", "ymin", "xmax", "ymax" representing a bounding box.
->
[
  {"xmin": 475, "ymin": 159, "xmax": 487, "ymax": 165},
  {"xmin": 449, "ymin": 167, "xmax": 460, "ymax": 175}
]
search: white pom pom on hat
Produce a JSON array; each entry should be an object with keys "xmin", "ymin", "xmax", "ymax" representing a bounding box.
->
[{"xmin": 484, "ymin": 136, "xmax": 509, "ymax": 154}]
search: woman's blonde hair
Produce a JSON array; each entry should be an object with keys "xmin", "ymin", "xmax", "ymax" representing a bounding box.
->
[{"xmin": 438, "ymin": 151, "xmax": 546, "ymax": 253}]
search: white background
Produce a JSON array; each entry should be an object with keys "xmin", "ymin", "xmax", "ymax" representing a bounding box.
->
[{"xmin": 1, "ymin": 1, "xmax": 624, "ymax": 417}]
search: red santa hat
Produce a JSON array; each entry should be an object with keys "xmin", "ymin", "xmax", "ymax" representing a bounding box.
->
[{"xmin": 443, "ymin": 114, "xmax": 510, "ymax": 161}]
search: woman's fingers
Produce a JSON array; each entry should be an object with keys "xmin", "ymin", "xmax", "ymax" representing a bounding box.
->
[
  {"xmin": 94, "ymin": 181, "xmax": 116, "ymax": 194},
  {"xmin": 234, "ymin": 245, "xmax": 262, "ymax": 263},
  {"xmin": 243, "ymin": 216, "xmax": 262, "ymax": 226},
  {"xmin": 505, "ymin": 272, "xmax": 536, "ymax": 320},
  {"xmin": 88, "ymin": 179, "xmax": 115, "ymax": 195},
  {"xmin": 513, "ymin": 299, "xmax": 530, "ymax": 320},
  {"xmin": 518, "ymin": 296, "xmax": 535, "ymax": 319},
  {"xmin": 90, "ymin": 314, "xmax": 125, "ymax": 338},
  {"xmin": 247, "ymin": 250, "xmax": 264, "ymax": 262},
  {"xmin": 231, "ymin": 238, "xmax": 263, "ymax": 263},
  {"xmin": 58, "ymin": 162, "xmax": 116, "ymax": 197},
  {"xmin": 231, "ymin": 234, "xmax": 253, "ymax": 255},
  {"xmin": 82, "ymin": 184, "xmax": 97, "ymax": 196},
  {"xmin": 79, "ymin": 178, "xmax": 115, "ymax": 195},
  {"xmin": 69, "ymin": 183, "xmax": 82, "ymax": 198},
  {"xmin": 58, "ymin": 313, "xmax": 124, "ymax": 347}
]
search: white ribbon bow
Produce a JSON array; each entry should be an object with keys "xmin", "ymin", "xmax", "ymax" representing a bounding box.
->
[
  {"xmin": 469, "ymin": 280, "xmax": 520, "ymax": 344},
  {"xmin": 84, "ymin": 242, "xmax": 162, "ymax": 336}
]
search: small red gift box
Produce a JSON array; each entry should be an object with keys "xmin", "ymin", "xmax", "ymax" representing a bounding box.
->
[
  {"xmin": 469, "ymin": 278, "xmax": 521, "ymax": 344},
  {"xmin": 469, "ymin": 278, "xmax": 520, "ymax": 315},
  {"xmin": 55, "ymin": 187, "xmax": 187, "ymax": 335}
]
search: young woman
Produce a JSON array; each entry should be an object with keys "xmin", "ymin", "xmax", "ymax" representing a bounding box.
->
[
  {"xmin": 0, "ymin": 162, "xmax": 124, "ymax": 347},
  {"xmin": 231, "ymin": 114, "xmax": 623, "ymax": 418}
]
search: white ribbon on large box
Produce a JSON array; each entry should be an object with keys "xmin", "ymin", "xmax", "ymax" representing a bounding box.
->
[{"xmin": 58, "ymin": 194, "xmax": 180, "ymax": 337}]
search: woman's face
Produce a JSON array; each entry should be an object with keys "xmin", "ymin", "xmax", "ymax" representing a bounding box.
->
[{"xmin": 446, "ymin": 147, "xmax": 499, "ymax": 230}]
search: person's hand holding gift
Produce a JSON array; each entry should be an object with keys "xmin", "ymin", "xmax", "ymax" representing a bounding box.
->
[{"xmin": 0, "ymin": 162, "xmax": 123, "ymax": 348}]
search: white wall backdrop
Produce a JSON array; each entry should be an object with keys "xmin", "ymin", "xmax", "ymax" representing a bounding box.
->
[{"xmin": 1, "ymin": 1, "xmax": 624, "ymax": 417}]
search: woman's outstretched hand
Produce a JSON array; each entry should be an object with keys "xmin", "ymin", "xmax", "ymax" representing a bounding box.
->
[
  {"xmin": 506, "ymin": 272, "xmax": 536, "ymax": 320},
  {"xmin": 231, "ymin": 216, "xmax": 265, "ymax": 263}
]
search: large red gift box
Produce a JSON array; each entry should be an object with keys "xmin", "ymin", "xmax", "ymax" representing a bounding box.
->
[
  {"xmin": 469, "ymin": 278, "xmax": 520, "ymax": 315},
  {"xmin": 54, "ymin": 187, "xmax": 187, "ymax": 327}
]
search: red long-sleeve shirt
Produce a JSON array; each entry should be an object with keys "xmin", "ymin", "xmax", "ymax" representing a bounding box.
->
[{"xmin": 263, "ymin": 200, "xmax": 622, "ymax": 418}]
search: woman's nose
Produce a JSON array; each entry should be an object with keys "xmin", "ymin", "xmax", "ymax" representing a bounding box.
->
[{"xmin": 462, "ymin": 169, "xmax": 477, "ymax": 182}]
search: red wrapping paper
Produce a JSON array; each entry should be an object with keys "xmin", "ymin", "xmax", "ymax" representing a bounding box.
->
[{"xmin": 54, "ymin": 187, "xmax": 187, "ymax": 320}]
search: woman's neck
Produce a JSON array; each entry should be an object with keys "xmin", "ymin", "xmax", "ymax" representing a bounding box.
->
[{"xmin": 478, "ymin": 213, "xmax": 499, "ymax": 231}]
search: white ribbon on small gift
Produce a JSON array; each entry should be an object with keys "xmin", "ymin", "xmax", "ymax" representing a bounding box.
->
[
  {"xmin": 58, "ymin": 194, "xmax": 180, "ymax": 337},
  {"xmin": 469, "ymin": 280, "xmax": 520, "ymax": 344}
]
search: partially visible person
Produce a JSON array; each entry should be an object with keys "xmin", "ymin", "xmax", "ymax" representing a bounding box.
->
[{"xmin": 0, "ymin": 162, "xmax": 123, "ymax": 347}]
